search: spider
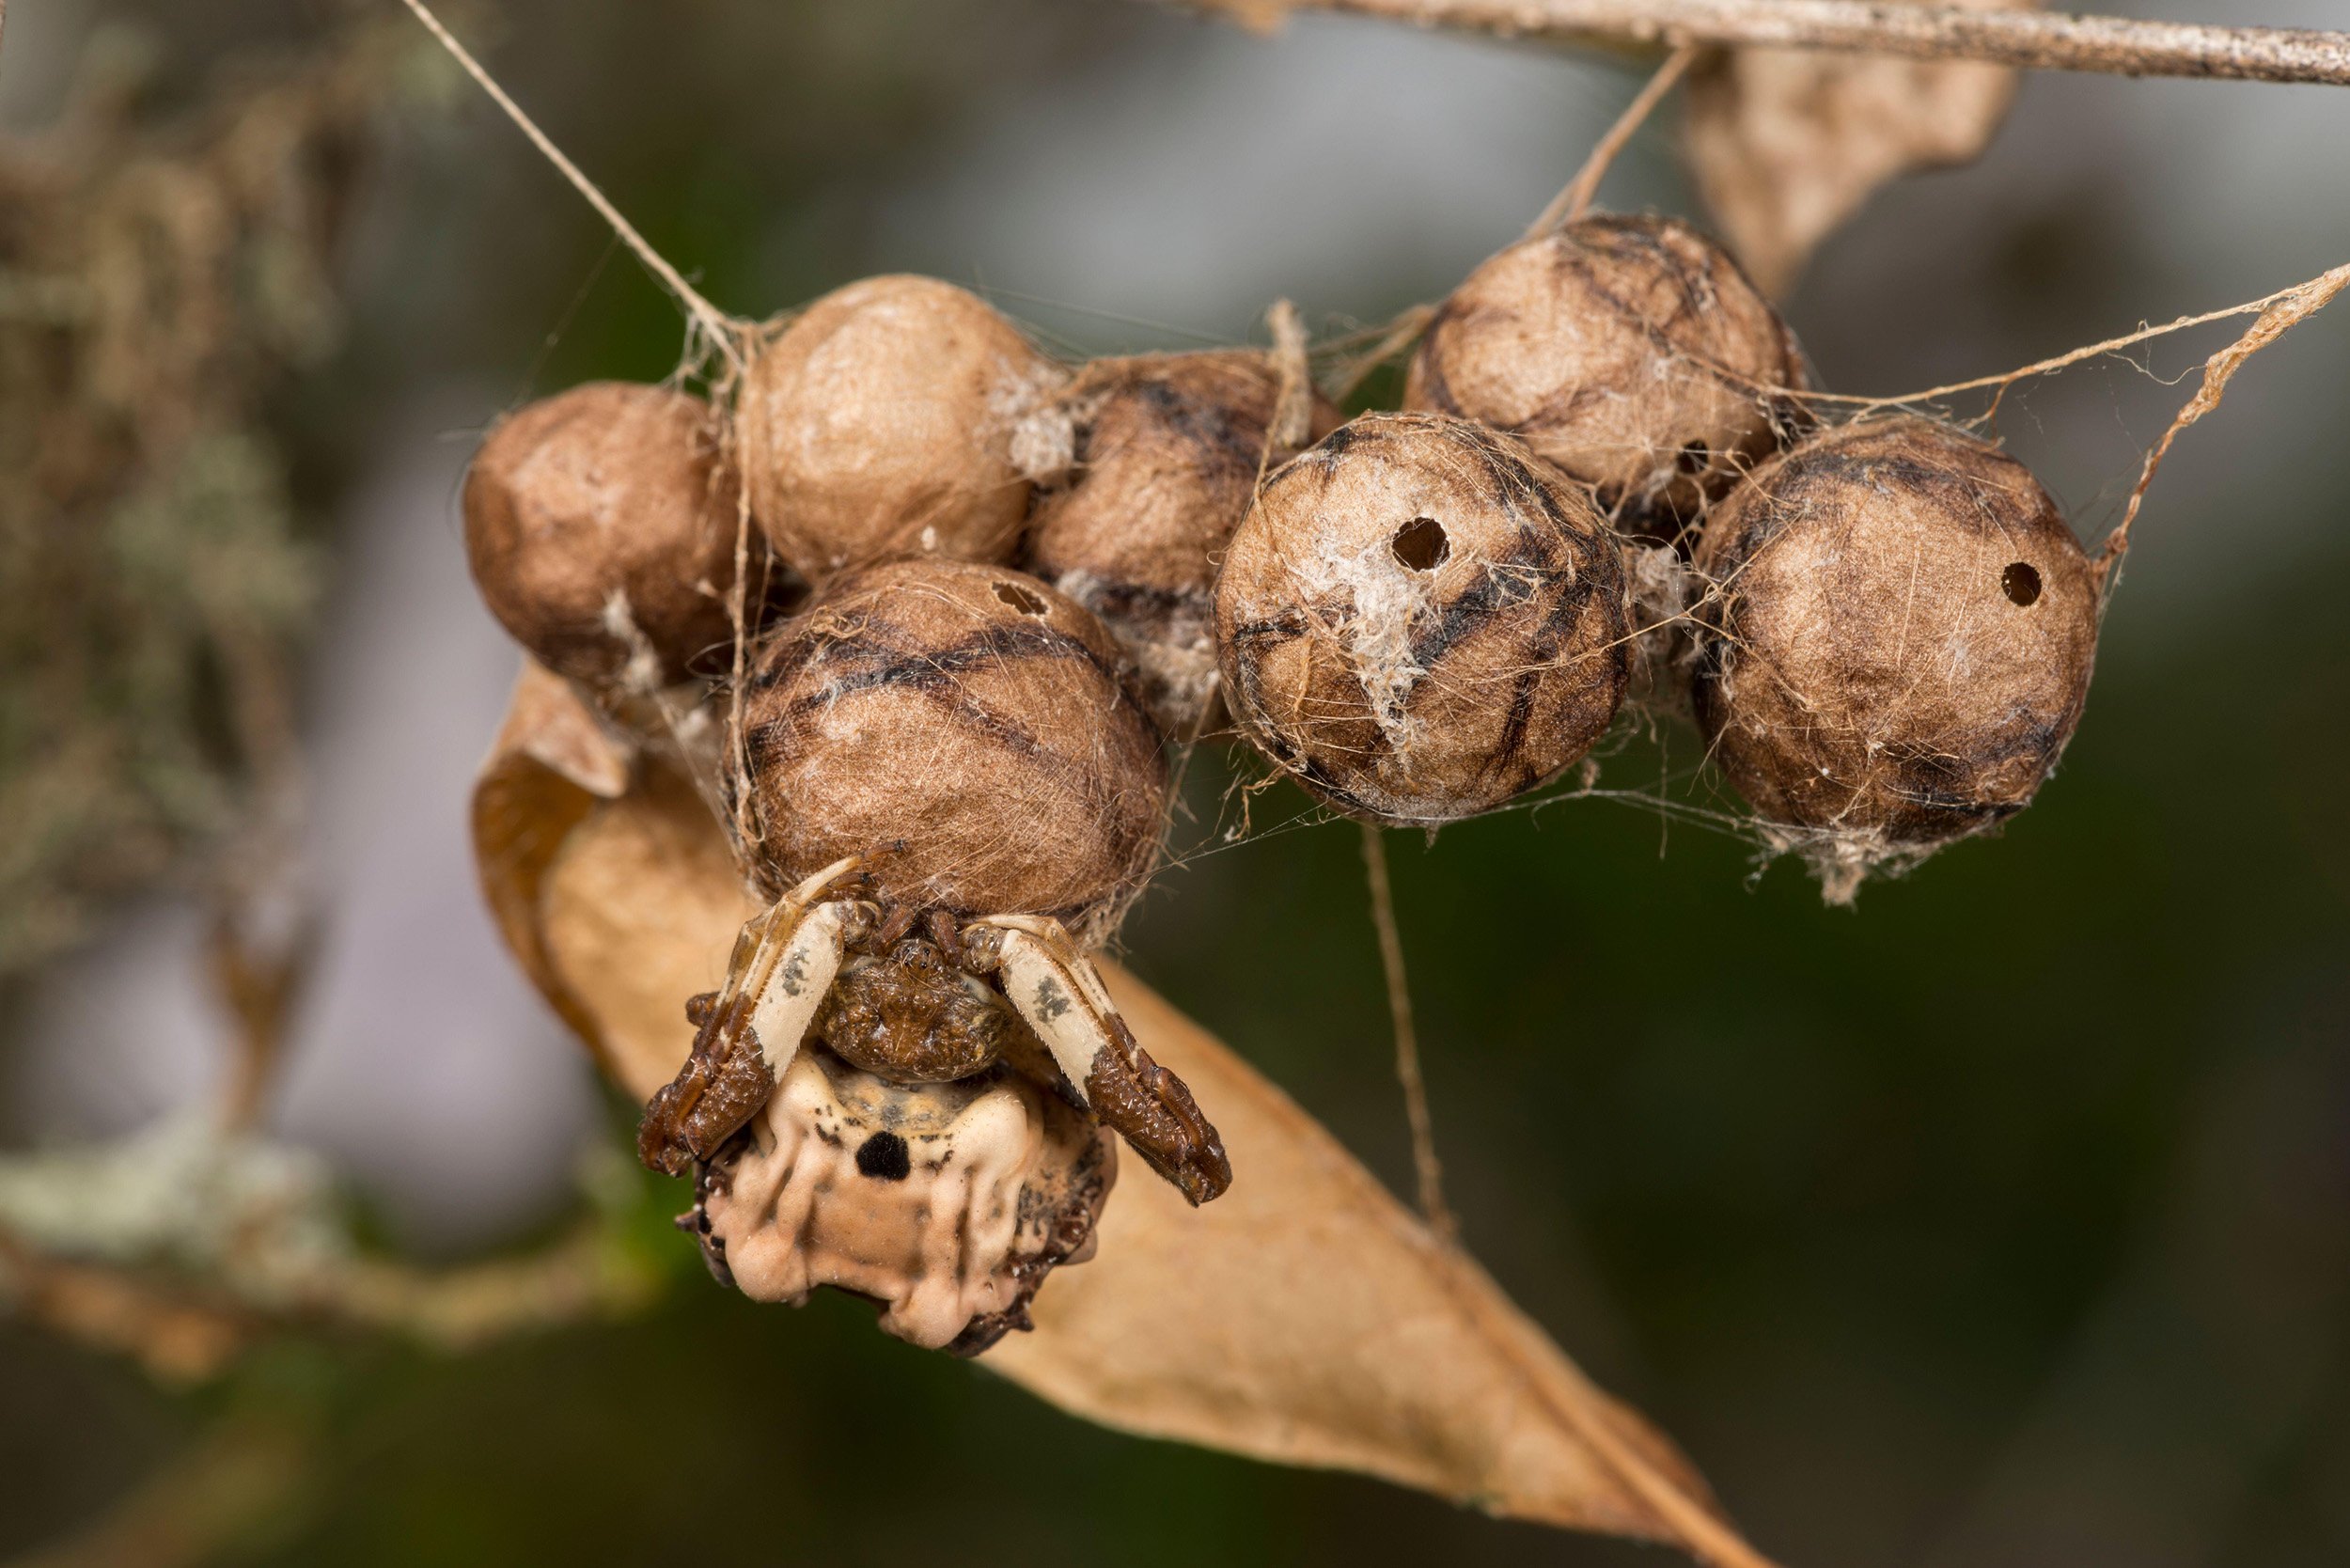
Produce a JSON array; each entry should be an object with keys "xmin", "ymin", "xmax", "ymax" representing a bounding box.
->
[{"xmin": 634, "ymin": 558, "xmax": 1233, "ymax": 1210}]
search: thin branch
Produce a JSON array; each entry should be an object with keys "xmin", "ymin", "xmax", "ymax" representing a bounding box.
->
[
  {"xmin": 1187, "ymin": 0, "xmax": 2350, "ymax": 87},
  {"xmin": 1805, "ymin": 279, "xmax": 2330, "ymax": 411},
  {"xmin": 0, "ymin": 1216, "xmax": 654, "ymax": 1381},
  {"xmin": 2096, "ymin": 261, "xmax": 2350, "ymax": 582},
  {"xmin": 395, "ymin": 0, "xmax": 745, "ymax": 370},
  {"xmin": 1261, "ymin": 297, "xmax": 1313, "ymax": 482},
  {"xmin": 1530, "ymin": 43, "xmax": 1700, "ymax": 238},
  {"xmin": 208, "ymin": 909, "xmax": 312, "ymax": 1132},
  {"xmin": 1360, "ymin": 824, "xmax": 1456, "ymax": 1244}
]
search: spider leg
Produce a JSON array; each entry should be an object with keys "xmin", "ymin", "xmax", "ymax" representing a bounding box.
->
[
  {"xmin": 967, "ymin": 917, "xmax": 1232, "ymax": 1206},
  {"xmin": 637, "ymin": 857, "xmax": 864, "ymax": 1176}
]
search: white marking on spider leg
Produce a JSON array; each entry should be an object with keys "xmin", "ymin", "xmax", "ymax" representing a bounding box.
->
[
  {"xmin": 744, "ymin": 901, "xmax": 850, "ymax": 1076},
  {"xmin": 979, "ymin": 918, "xmax": 1124, "ymax": 1107},
  {"xmin": 714, "ymin": 855, "xmax": 862, "ymax": 1079}
]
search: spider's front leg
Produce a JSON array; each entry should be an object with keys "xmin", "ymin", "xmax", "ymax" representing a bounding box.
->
[
  {"xmin": 967, "ymin": 916, "xmax": 1233, "ymax": 1206},
  {"xmin": 637, "ymin": 857, "xmax": 866, "ymax": 1176}
]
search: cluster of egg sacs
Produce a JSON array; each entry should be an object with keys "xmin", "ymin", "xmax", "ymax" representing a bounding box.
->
[
  {"xmin": 1219, "ymin": 212, "xmax": 2100, "ymax": 896},
  {"xmin": 465, "ymin": 228, "xmax": 2100, "ymax": 909}
]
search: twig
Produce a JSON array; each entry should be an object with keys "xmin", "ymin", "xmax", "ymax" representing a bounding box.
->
[
  {"xmin": 0, "ymin": 1228, "xmax": 249, "ymax": 1382},
  {"xmin": 1529, "ymin": 43, "xmax": 1700, "ymax": 237},
  {"xmin": 203, "ymin": 603, "xmax": 316, "ymax": 1132},
  {"xmin": 208, "ymin": 911, "xmax": 312, "ymax": 1132},
  {"xmin": 1261, "ymin": 298, "xmax": 1313, "ymax": 483},
  {"xmin": 1804, "ymin": 283, "xmax": 2330, "ymax": 412},
  {"xmin": 394, "ymin": 0, "xmax": 744, "ymax": 370},
  {"xmin": 2095, "ymin": 261, "xmax": 2350, "ymax": 585},
  {"xmin": 0, "ymin": 1216, "xmax": 653, "ymax": 1380},
  {"xmin": 1184, "ymin": 0, "xmax": 2350, "ymax": 87},
  {"xmin": 1360, "ymin": 824, "xmax": 1456, "ymax": 1244}
]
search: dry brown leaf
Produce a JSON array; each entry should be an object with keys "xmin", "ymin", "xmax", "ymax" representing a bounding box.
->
[
  {"xmin": 998, "ymin": 974, "xmax": 1775, "ymax": 1563},
  {"xmin": 469, "ymin": 660, "xmax": 635, "ymax": 1074},
  {"xmin": 1684, "ymin": 0, "xmax": 2036, "ymax": 298},
  {"xmin": 471, "ymin": 676, "xmax": 1777, "ymax": 1568},
  {"xmin": 539, "ymin": 763, "xmax": 760, "ymax": 1098}
]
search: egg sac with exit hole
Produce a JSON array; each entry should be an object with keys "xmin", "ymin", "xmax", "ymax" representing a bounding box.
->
[
  {"xmin": 736, "ymin": 557, "xmax": 1168, "ymax": 948},
  {"xmin": 463, "ymin": 380, "xmax": 756, "ymax": 689},
  {"xmin": 1214, "ymin": 413, "xmax": 1631, "ymax": 826},
  {"xmin": 1689, "ymin": 415, "xmax": 2101, "ymax": 902},
  {"xmin": 1405, "ymin": 212, "xmax": 1805, "ymax": 541},
  {"xmin": 1023, "ymin": 349, "xmax": 1332, "ymax": 736},
  {"xmin": 739, "ymin": 274, "xmax": 1064, "ymax": 585}
]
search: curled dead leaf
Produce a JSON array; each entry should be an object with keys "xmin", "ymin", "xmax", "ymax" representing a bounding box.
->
[
  {"xmin": 997, "ymin": 976, "xmax": 1775, "ymax": 1564},
  {"xmin": 470, "ymin": 670, "xmax": 1776, "ymax": 1568},
  {"xmin": 469, "ymin": 659, "xmax": 636, "ymax": 1076},
  {"xmin": 1685, "ymin": 0, "xmax": 2037, "ymax": 298}
]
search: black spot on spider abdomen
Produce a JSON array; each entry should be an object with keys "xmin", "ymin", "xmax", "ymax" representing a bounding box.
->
[{"xmin": 856, "ymin": 1130, "xmax": 912, "ymax": 1182}]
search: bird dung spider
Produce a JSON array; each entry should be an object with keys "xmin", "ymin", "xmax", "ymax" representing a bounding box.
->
[{"xmin": 639, "ymin": 557, "xmax": 1232, "ymax": 1219}]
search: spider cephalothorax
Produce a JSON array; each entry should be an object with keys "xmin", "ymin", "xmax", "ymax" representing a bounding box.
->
[
  {"xmin": 638, "ymin": 557, "xmax": 1232, "ymax": 1230},
  {"xmin": 818, "ymin": 927, "xmax": 1026, "ymax": 1084}
]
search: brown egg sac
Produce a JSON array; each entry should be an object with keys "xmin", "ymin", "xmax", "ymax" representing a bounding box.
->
[
  {"xmin": 739, "ymin": 274, "xmax": 1064, "ymax": 585},
  {"xmin": 1405, "ymin": 212, "xmax": 1805, "ymax": 540},
  {"xmin": 738, "ymin": 557, "xmax": 1168, "ymax": 945},
  {"xmin": 1215, "ymin": 413, "xmax": 1631, "ymax": 826},
  {"xmin": 462, "ymin": 381, "xmax": 757, "ymax": 688},
  {"xmin": 1690, "ymin": 416, "xmax": 2101, "ymax": 902},
  {"xmin": 1023, "ymin": 350, "xmax": 1333, "ymax": 736},
  {"xmin": 694, "ymin": 1044, "xmax": 1116, "ymax": 1355}
]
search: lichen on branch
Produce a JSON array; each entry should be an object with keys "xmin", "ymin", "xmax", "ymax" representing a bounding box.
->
[{"xmin": 1181, "ymin": 0, "xmax": 2350, "ymax": 87}]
